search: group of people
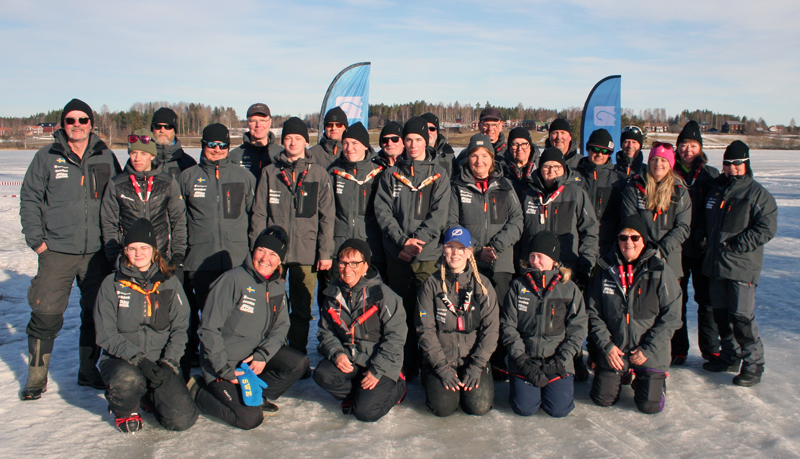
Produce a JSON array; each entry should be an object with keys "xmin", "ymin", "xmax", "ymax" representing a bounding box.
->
[{"xmin": 17, "ymin": 98, "xmax": 777, "ymax": 433}]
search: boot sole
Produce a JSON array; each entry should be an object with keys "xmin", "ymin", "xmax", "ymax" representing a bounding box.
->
[
  {"xmin": 733, "ymin": 377, "xmax": 761, "ymax": 387},
  {"xmin": 20, "ymin": 387, "xmax": 47, "ymax": 401}
]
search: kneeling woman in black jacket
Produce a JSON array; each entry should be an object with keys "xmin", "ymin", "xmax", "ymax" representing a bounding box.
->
[
  {"xmin": 416, "ymin": 226, "xmax": 499, "ymax": 416},
  {"xmin": 586, "ymin": 215, "xmax": 681, "ymax": 414},
  {"xmin": 501, "ymin": 231, "xmax": 587, "ymax": 417},
  {"xmin": 94, "ymin": 218, "xmax": 198, "ymax": 434}
]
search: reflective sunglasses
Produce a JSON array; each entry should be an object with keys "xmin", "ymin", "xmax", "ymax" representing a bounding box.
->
[
  {"xmin": 589, "ymin": 146, "xmax": 613, "ymax": 155},
  {"xmin": 652, "ymin": 141, "xmax": 674, "ymax": 150},
  {"xmin": 381, "ymin": 135, "xmax": 401, "ymax": 144},
  {"xmin": 65, "ymin": 117, "xmax": 90, "ymax": 125},
  {"xmin": 326, "ymin": 122, "xmax": 345, "ymax": 129},
  {"xmin": 428, "ymin": 126, "xmax": 438, "ymax": 132},
  {"xmin": 338, "ymin": 260, "xmax": 365, "ymax": 269},
  {"xmin": 128, "ymin": 135, "xmax": 152, "ymax": 144},
  {"xmin": 618, "ymin": 234, "xmax": 642, "ymax": 242},
  {"xmin": 153, "ymin": 123, "xmax": 174, "ymax": 131},
  {"xmin": 203, "ymin": 141, "xmax": 229, "ymax": 149},
  {"xmin": 622, "ymin": 125, "xmax": 642, "ymax": 135},
  {"xmin": 723, "ymin": 159, "xmax": 749, "ymax": 166}
]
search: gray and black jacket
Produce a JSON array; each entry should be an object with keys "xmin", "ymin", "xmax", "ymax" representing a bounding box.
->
[
  {"xmin": 318, "ymin": 267, "xmax": 406, "ymax": 381},
  {"xmin": 519, "ymin": 168, "xmax": 599, "ymax": 278},
  {"xmin": 416, "ymin": 263, "xmax": 499, "ymax": 372},
  {"xmin": 544, "ymin": 138, "xmax": 581, "ymax": 170},
  {"xmin": 307, "ymin": 134, "xmax": 341, "ymax": 169},
  {"xmin": 501, "ymin": 145, "xmax": 542, "ymax": 199},
  {"xmin": 20, "ymin": 130, "xmax": 122, "ymax": 254},
  {"xmin": 615, "ymin": 150, "xmax": 646, "ymax": 179},
  {"xmin": 621, "ymin": 172, "xmax": 692, "ymax": 277},
  {"xmin": 492, "ymin": 132, "xmax": 508, "ymax": 159},
  {"xmin": 250, "ymin": 151, "xmax": 335, "ymax": 266},
  {"xmin": 94, "ymin": 257, "xmax": 189, "ymax": 366},
  {"xmin": 199, "ymin": 255, "xmax": 289, "ymax": 382},
  {"xmin": 374, "ymin": 151, "xmax": 451, "ymax": 263},
  {"xmin": 156, "ymin": 138, "xmax": 197, "ymax": 180},
  {"xmin": 500, "ymin": 267, "xmax": 587, "ymax": 374},
  {"xmin": 701, "ymin": 172, "xmax": 777, "ymax": 284},
  {"xmin": 229, "ymin": 131, "xmax": 283, "ymax": 181},
  {"xmin": 432, "ymin": 136, "xmax": 458, "ymax": 179},
  {"xmin": 575, "ymin": 157, "xmax": 627, "ymax": 256},
  {"xmin": 448, "ymin": 164, "xmax": 523, "ymax": 274},
  {"xmin": 179, "ymin": 154, "xmax": 255, "ymax": 272},
  {"xmin": 586, "ymin": 244, "xmax": 682, "ymax": 372},
  {"xmin": 674, "ymin": 155, "xmax": 719, "ymax": 258},
  {"xmin": 100, "ymin": 162, "xmax": 186, "ymax": 263}
]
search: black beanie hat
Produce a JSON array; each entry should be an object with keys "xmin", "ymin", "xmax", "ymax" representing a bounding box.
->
[
  {"xmin": 538, "ymin": 147, "xmax": 566, "ymax": 169},
  {"xmin": 281, "ymin": 117, "xmax": 309, "ymax": 143},
  {"xmin": 507, "ymin": 127, "xmax": 532, "ymax": 146},
  {"xmin": 620, "ymin": 126, "xmax": 644, "ymax": 146},
  {"xmin": 125, "ymin": 218, "xmax": 157, "ymax": 247},
  {"xmin": 202, "ymin": 123, "xmax": 230, "ymax": 145},
  {"xmin": 420, "ymin": 113, "xmax": 439, "ymax": 130},
  {"xmin": 529, "ymin": 231, "xmax": 561, "ymax": 263},
  {"xmin": 724, "ymin": 140, "xmax": 749, "ymax": 160},
  {"xmin": 61, "ymin": 98, "xmax": 94, "ymax": 128},
  {"xmin": 151, "ymin": 107, "xmax": 178, "ymax": 131},
  {"xmin": 549, "ymin": 118, "xmax": 570, "ymax": 133},
  {"xmin": 253, "ymin": 226, "xmax": 288, "ymax": 260},
  {"xmin": 587, "ymin": 128, "xmax": 614, "ymax": 151},
  {"xmin": 342, "ymin": 122, "xmax": 370, "ymax": 149},
  {"xmin": 619, "ymin": 215, "xmax": 649, "ymax": 243},
  {"xmin": 380, "ymin": 121, "xmax": 402, "ymax": 138},
  {"xmin": 677, "ymin": 120, "xmax": 703, "ymax": 147},
  {"xmin": 338, "ymin": 238, "xmax": 371, "ymax": 265},
  {"xmin": 402, "ymin": 117, "xmax": 429, "ymax": 144},
  {"xmin": 324, "ymin": 106, "xmax": 349, "ymax": 127}
]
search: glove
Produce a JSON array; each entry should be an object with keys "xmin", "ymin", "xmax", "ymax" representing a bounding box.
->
[
  {"xmin": 574, "ymin": 271, "xmax": 590, "ymax": 289},
  {"xmin": 138, "ymin": 358, "xmax": 166, "ymax": 388},
  {"xmin": 461, "ymin": 365, "xmax": 483, "ymax": 390},
  {"xmin": 159, "ymin": 359, "xmax": 181, "ymax": 376},
  {"xmin": 171, "ymin": 254, "xmax": 185, "ymax": 285},
  {"xmin": 542, "ymin": 357, "xmax": 568, "ymax": 378},
  {"xmin": 436, "ymin": 366, "xmax": 461, "ymax": 391},
  {"xmin": 516, "ymin": 357, "xmax": 548, "ymax": 388},
  {"xmin": 237, "ymin": 362, "xmax": 269, "ymax": 407}
]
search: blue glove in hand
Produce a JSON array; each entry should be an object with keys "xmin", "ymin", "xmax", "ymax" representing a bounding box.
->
[{"xmin": 237, "ymin": 362, "xmax": 269, "ymax": 407}]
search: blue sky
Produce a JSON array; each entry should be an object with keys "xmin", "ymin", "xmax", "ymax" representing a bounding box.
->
[{"xmin": 1, "ymin": 0, "xmax": 798, "ymax": 124}]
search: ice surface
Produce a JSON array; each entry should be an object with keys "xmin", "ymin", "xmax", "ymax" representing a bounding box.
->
[{"xmin": 0, "ymin": 149, "xmax": 798, "ymax": 458}]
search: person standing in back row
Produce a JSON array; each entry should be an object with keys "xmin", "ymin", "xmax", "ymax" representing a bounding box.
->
[
  {"xmin": 544, "ymin": 118, "xmax": 581, "ymax": 170},
  {"xmin": 230, "ymin": 103, "xmax": 284, "ymax": 180},
  {"xmin": 308, "ymin": 106, "xmax": 348, "ymax": 168},
  {"xmin": 151, "ymin": 107, "xmax": 197, "ymax": 179}
]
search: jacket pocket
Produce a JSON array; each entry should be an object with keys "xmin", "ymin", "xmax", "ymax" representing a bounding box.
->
[
  {"xmin": 222, "ymin": 183, "xmax": 245, "ymax": 219},
  {"xmin": 88, "ymin": 164, "xmax": 112, "ymax": 200},
  {"xmin": 414, "ymin": 186, "xmax": 433, "ymax": 220},
  {"xmin": 552, "ymin": 200, "xmax": 576, "ymax": 235},
  {"xmin": 150, "ymin": 290, "xmax": 173, "ymax": 331},
  {"xmin": 489, "ymin": 192, "xmax": 509, "ymax": 224},
  {"xmin": 721, "ymin": 198, "xmax": 750, "ymax": 234},
  {"xmin": 544, "ymin": 298, "xmax": 568, "ymax": 336},
  {"xmin": 633, "ymin": 277, "xmax": 660, "ymax": 320},
  {"xmin": 296, "ymin": 182, "xmax": 319, "ymax": 218}
]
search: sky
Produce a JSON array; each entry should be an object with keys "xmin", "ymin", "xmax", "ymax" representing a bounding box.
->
[{"xmin": 1, "ymin": 0, "xmax": 798, "ymax": 125}]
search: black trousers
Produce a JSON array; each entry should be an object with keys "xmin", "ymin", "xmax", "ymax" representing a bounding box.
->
[
  {"xmin": 99, "ymin": 356, "xmax": 198, "ymax": 431},
  {"xmin": 590, "ymin": 367, "xmax": 666, "ymax": 414},
  {"xmin": 674, "ymin": 255, "xmax": 718, "ymax": 356},
  {"xmin": 422, "ymin": 365, "xmax": 494, "ymax": 417},
  {"xmin": 709, "ymin": 279, "xmax": 764, "ymax": 370},
  {"xmin": 195, "ymin": 345, "xmax": 309, "ymax": 430},
  {"xmin": 181, "ymin": 270, "xmax": 224, "ymax": 380},
  {"xmin": 313, "ymin": 358, "xmax": 406, "ymax": 423},
  {"xmin": 478, "ymin": 268, "xmax": 513, "ymax": 373}
]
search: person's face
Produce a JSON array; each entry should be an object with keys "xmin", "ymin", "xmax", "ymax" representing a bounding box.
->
[
  {"xmin": 510, "ymin": 139, "xmax": 531, "ymax": 166},
  {"xmin": 325, "ymin": 122, "xmax": 346, "ymax": 141},
  {"xmin": 479, "ymin": 120, "xmax": 502, "ymax": 143},
  {"xmin": 443, "ymin": 242, "xmax": 471, "ymax": 272},
  {"xmin": 588, "ymin": 146, "xmax": 612, "ymax": 165},
  {"xmin": 540, "ymin": 161, "xmax": 564, "ymax": 185},
  {"xmin": 468, "ymin": 148, "xmax": 493, "ymax": 179},
  {"xmin": 678, "ymin": 140, "xmax": 701, "ymax": 167},
  {"xmin": 125, "ymin": 243, "xmax": 153, "ymax": 271},
  {"xmin": 283, "ymin": 134, "xmax": 308, "ymax": 158},
  {"xmin": 63, "ymin": 110, "xmax": 92, "ymax": 143},
  {"xmin": 723, "ymin": 160, "xmax": 748, "ymax": 177},
  {"xmin": 404, "ymin": 134, "xmax": 427, "ymax": 160},
  {"xmin": 342, "ymin": 138, "xmax": 367, "ymax": 162},
  {"xmin": 338, "ymin": 252, "xmax": 368, "ymax": 288},
  {"xmin": 529, "ymin": 252, "xmax": 555, "ymax": 271},
  {"xmin": 621, "ymin": 139, "xmax": 641, "ymax": 158},
  {"xmin": 129, "ymin": 150, "xmax": 154, "ymax": 172},
  {"xmin": 153, "ymin": 123, "xmax": 175, "ymax": 146},
  {"xmin": 248, "ymin": 115, "xmax": 272, "ymax": 142},
  {"xmin": 618, "ymin": 229, "xmax": 645, "ymax": 262},
  {"xmin": 252, "ymin": 247, "xmax": 281, "ymax": 279},
  {"xmin": 380, "ymin": 134, "xmax": 403, "ymax": 158},
  {"xmin": 426, "ymin": 122, "xmax": 438, "ymax": 147},
  {"xmin": 649, "ymin": 156, "xmax": 671, "ymax": 182},
  {"xmin": 203, "ymin": 140, "xmax": 229, "ymax": 162},
  {"xmin": 549, "ymin": 129, "xmax": 572, "ymax": 154}
]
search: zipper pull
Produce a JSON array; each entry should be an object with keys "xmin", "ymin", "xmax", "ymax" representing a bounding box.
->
[{"xmin": 215, "ymin": 165, "xmax": 219, "ymax": 180}]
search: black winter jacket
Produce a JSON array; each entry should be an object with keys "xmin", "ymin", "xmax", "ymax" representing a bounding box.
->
[
  {"xmin": 229, "ymin": 131, "xmax": 283, "ymax": 181},
  {"xmin": 307, "ymin": 134, "xmax": 341, "ymax": 169},
  {"xmin": 615, "ymin": 150, "xmax": 646, "ymax": 179},
  {"xmin": 501, "ymin": 144, "xmax": 542, "ymax": 199},
  {"xmin": 674, "ymin": 155, "xmax": 719, "ymax": 258},
  {"xmin": 156, "ymin": 138, "xmax": 197, "ymax": 179},
  {"xmin": 575, "ymin": 157, "xmax": 627, "ymax": 256}
]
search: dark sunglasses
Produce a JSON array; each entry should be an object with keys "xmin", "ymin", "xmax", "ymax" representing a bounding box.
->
[
  {"xmin": 723, "ymin": 159, "xmax": 749, "ymax": 166},
  {"xmin": 652, "ymin": 141, "xmax": 674, "ymax": 150},
  {"xmin": 65, "ymin": 117, "xmax": 90, "ymax": 125},
  {"xmin": 428, "ymin": 126, "xmax": 437, "ymax": 132},
  {"xmin": 622, "ymin": 125, "xmax": 642, "ymax": 135},
  {"xmin": 326, "ymin": 122, "xmax": 345, "ymax": 129},
  {"xmin": 381, "ymin": 136, "xmax": 401, "ymax": 144},
  {"xmin": 128, "ymin": 135, "xmax": 152, "ymax": 144},
  {"xmin": 589, "ymin": 146, "xmax": 613, "ymax": 155},
  {"xmin": 153, "ymin": 123, "xmax": 174, "ymax": 131},
  {"xmin": 203, "ymin": 141, "xmax": 229, "ymax": 149},
  {"xmin": 618, "ymin": 234, "xmax": 642, "ymax": 242}
]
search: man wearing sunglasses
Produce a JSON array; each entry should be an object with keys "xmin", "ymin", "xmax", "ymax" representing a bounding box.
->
[
  {"xmin": 615, "ymin": 125, "xmax": 646, "ymax": 179},
  {"xmin": 308, "ymin": 106, "xmax": 349, "ymax": 168},
  {"xmin": 230, "ymin": 103, "xmax": 283, "ymax": 181},
  {"xmin": 20, "ymin": 98, "xmax": 122, "ymax": 400},
  {"xmin": 179, "ymin": 123, "xmax": 256, "ymax": 379},
  {"xmin": 150, "ymin": 107, "xmax": 197, "ymax": 179},
  {"xmin": 700, "ymin": 141, "xmax": 777, "ymax": 387},
  {"xmin": 421, "ymin": 112, "xmax": 456, "ymax": 179},
  {"xmin": 374, "ymin": 121, "xmax": 404, "ymax": 169},
  {"xmin": 544, "ymin": 118, "xmax": 581, "ymax": 170},
  {"xmin": 478, "ymin": 108, "xmax": 507, "ymax": 158}
]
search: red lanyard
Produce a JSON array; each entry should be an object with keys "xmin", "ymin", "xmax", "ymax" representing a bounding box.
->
[
  {"xmin": 617, "ymin": 264, "xmax": 634, "ymax": 293},
  {"xmin": 392, "ymin": 172, "xmax": 441, "ymax": 191},
  {"xmin": 535, "ymin": 185, "xmax": 565, "ymax": 224},
  {"xmin": 524, "ymin": 272, "xmax": 562, "ymax": 296},
  {"xmin": 279, "ymin": 164, "xmax": 310, "ymax": 193},
  {"xmin": 129, "ymin": 175, "xmax": 154, "ymax": 202},
  {"xmin": 333, "ymin": 166, "xmax": 383, "ymax": 186}
]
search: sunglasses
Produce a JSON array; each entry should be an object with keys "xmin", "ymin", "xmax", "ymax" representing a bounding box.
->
[
  {"xmin": 203, "ymin": 141, "xmax": 229, "ymax": 149},
  {"xmin": 326, "ymin": 123, "xmax": 345, "ymax": 129},
  {"xmin": 381, "ymin": 136, "xmax": 401, "ymax": 144},
  {"xmin": 428, "ymin": 126, "xmax": 438, "ymax": 132},
  {"xmin": 65, "ymin": 117, "xmax": 90, "ymax": 125},
  {"xmin": 652, "ymin": 141, "xmax": 674, "ymax": 150},
  {"xmin": 589, "ymin": 146, "xmax": 613, "ymax": 155},
  {"xmin": 128, "ymin": 135, "xmax": 152, "ymax": 144},
  {"xmin": 154, "ymin": 123, "xmax": 174, "ymax": 131},
  {"xmin": 723, "ymin": 159, "xmax": 749, "ymax": 166},
  {"xmin": 622, "ymin": 125, "xmax": 642, "ymax": 135},
  {"xmin": 618, "ymin": 235, "xmax": 642, "ymax": 242}
]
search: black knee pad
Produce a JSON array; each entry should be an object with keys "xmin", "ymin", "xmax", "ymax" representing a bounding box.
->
[
  {"xmin": 590, "ymin": 370, "xmax": 622, "ymax": 407},
  {"xmin": 632, "ymin": 370, "xmax": 666, "ymax": 414}
]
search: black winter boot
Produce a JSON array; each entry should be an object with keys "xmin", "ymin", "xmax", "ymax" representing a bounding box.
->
[
  {"xmin": 573, "ymin": 352, "xmax": 589, "ymax": 382},
  {"xmin": 77, "ymin": 346, "xmax": 105, "ymax": 389},
  {"xmin": 703, "ymin": 357, "xmax": 741, "ymax": 373},
  {"xmin": 20, "ymin": 336, "xmax": 54, "ymax": 401},
  {"xmin": 115, "ymin": 413, "xmax": 143, "ymax": 434},
  {"xmin": 733, "ymin": 365, "xmax": 763, "ymax": 387}
]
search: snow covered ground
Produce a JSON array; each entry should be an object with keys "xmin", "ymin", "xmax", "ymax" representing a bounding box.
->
[{"xmin": 0, "ymin": 148, "xmax": 799, "ymax": 458}]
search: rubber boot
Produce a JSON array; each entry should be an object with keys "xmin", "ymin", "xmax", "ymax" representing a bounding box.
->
[
  {"xmin": 77, "ymin": 346, "xmax": 105, "ymax": 389},
  {"xmin": 20, "ymin": 336, "xmax": 54, "ymax": 401}
]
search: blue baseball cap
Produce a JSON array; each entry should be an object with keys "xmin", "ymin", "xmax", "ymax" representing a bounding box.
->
[{"xmin": 444, "ymin": 226, "xmax": 472, "ymax": 247}]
